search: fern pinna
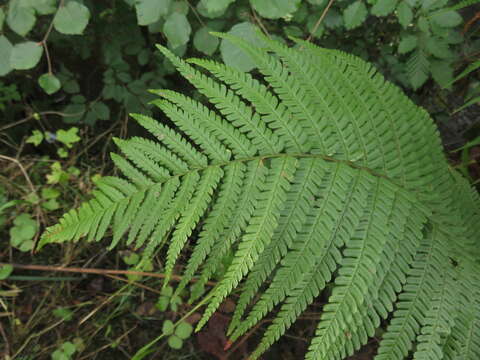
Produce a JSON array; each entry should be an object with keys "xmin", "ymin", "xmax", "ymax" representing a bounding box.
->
[{"xmin": 39, "ymin": 32, "xmax": 480, "ymax": 360}]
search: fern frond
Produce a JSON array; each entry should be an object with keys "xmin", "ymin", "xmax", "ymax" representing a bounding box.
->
[
  {"xmin": 163, "ymin": 166, "xmax": 223, "ymax": 285},
  {"xmin": 151, "ymin": 100, "xmax": 231, "ymax": 163},
  {"xmin": 197, "ymin": 156, "xmax": 297, "ymax": 330},
  {"xmin": 131, "ymin": 113, "xmax": 207, "ymax": 168},
  {"xmin": 188, "ymin": 55, "xmax": 308, "ymax": 153},
  {"xmin": 156, "ymin": 45, "xmax": 278, "ymax": 156},
  {"xmin": 188, "ymin": 158, "xmax": 269, "ymax": 303},
  {"xmin": 375, "ymin": 225, "xmax": 450, "ymax": 360},
  {"xmin": 40, "ymin": 32, "xmax": 480, "ymax": 360},
  {"xmin": 228, "ymin": 157, "xmax": 322, "ymax": 333},
  {"xmin": 174, "ymin": 162, "xmax": 245, "ymax": 296}
]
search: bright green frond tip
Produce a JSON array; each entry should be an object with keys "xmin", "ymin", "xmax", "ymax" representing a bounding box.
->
[{"xmin": 39, "ymin": 31, "xmax": 480, "ymax": 360}]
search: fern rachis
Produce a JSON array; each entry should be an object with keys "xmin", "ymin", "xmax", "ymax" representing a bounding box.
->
[{"xmin": 40, "ymin": 32, "xmax": 480, "ymax": 360}]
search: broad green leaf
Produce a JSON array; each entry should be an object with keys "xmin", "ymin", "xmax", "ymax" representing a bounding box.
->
[
  {"xmin": 418, "ymin": 16, "xmax": 430, "ymax": 32},
  {"xmin": 220, "ymin": 22, "xmax": 257, "ymax": 72},
  {"xmin": 194, "ymin": 26, "xmax": 219, "ymax": 55},
  {"xmin": 10, "ymin": 213, "xmax": 37, "ymax": 251},
  {"xmin": 62, "ymin": 103, "xmax": 85, "ymax": 123},
  {"xmin": 201, "ymin": 0, "xmax": 235, "ymax": 13},
  {"xmin": 53, "ymin": 1, "xmax": 91, "ymax": 35},
  {"xmin": 162, "ymin": 320, "xmax": 175, "ymax": 335},
  {"xmin": 53, "ymin": 307, "xmax": 74, "ymax": 321},
  {"xmin": 407, "ymin": 49, "xmax": 430, "ymax": 89},
  {"xmin": 10, "ymin": 41, "xmax": 43, "ymax": 70},
  {"xmin": 0, "ymin": 36, "xmax": 13, "ymax": 76},
  {"xmin": 250, "ymin": 0, "xmax": 301, "ymax": 19},
  {"xmin": 167, "ymin": 335, "xmax": 183, "ymax": 349},
  {"xmin": 371, "ymin": 0, "xmax": 398, "ymax": 16},
  {"xmin": 431, "ymin": 60, "xmax": 453, "ymax": 89},
  {"xmin": 26, "ymin": 130, "xmax": 44, "ymax": 146},
  {"xmin": 91, "ymin": 102, "xmax": 110, "ymax": 120},
  {"xmin": 343, "ymin": 1, "xmax": 368, "ymax": 29},
  {"xmin": 396, "ymin": 2, "xmax": 413, "ymax": 28},
  {"xmin": 61, "ymin": 341, "xmax": 77, "ymax": 356},
  {"xmin": 38, "ymin": 73, "xmax": 61, "ymax": 95},
  {"xmin": 7, "ymin": 0, "xmax": 36, "ymax": 36},
  {"xmin": 57, "ymin": 127, "xmax": 81, "ymax": 148},
  {"xmin": 41, "ymin": 188, "xmax": 61, "ymax": 200},
  {"xmin": 0, "ymin": 9, "xmax": 5, "ymax": 30},
  {"xmin": 163, "ymin": 13, "xmax": 191, "ymax": 48},
  {"xmin": 422, "ymin": 0, "xmax": 448, "ymax": 11},
  {"xmin": 324, "ymin": 9, "xmax": 343, "ymax": 28},
  {"xmin": 398, "ymin": 34, "xmax": 417, "ymax": 54},
  {"xmin": 175, "ymin": 322, "xmax": 193, "ymax": 339},
  {"xmin": 31, "ymin": 0, "xmax": 57, "ymax": 15},
  {"xmin": 431, "ymin": 11, "xmax": 462, "ymax": 28},
  {"xmin": 197, "ymin": 1, "xmax": 228, "ymax": 18},
  {"xmin": 169, "ymin": 1, "xmax": 189, "ymax": 14},
  {"xmin": 0, "ymin": 264, "xmax": 13, "ymax": 280},
  {"xmin": 135, "ymin": 0, "xmax": 171, "ymax": 26},
  {"xmin": 426, "ymin": 37, "xmax": 452, "ymax": 59}
]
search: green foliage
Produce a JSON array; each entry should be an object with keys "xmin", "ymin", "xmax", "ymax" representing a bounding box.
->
[
  {"xmin": 0, "ymin": 80, "xmax": 20, "ymax": 110},
  {"xmin": 10, "ymin": 213, "xmax": 37, "ymax": 252},
  {"xmin": 10, "ymin": 41, "xmax": 43, "ymax": 70},
  {"xmin": 162, "ymin": 320, "xmax": 193, "ymax": 350},
  {"xmin": 38, "ymin": 73, "xmax": 61, "ymax": 95},
  {"xmin": 155, "ymin": 285, "xmax": 182, "ymax": 312},
  {"xmin": 53, "ymin": 307, "xmax": 74, "ymax": 321},
  {"xmin": 0, "ymin": 264, "xmax": 13, "ymax": 280},
  {"xmin": 53, "ymin": 1, "xmax": 90, "ymax": 35},
  {"xmin": 40, "ymin": 33, "xmax": 480, "ymax": 360},
  {"xmin": 51, "ymin": 341, "xmax": 77, "ymax": 360},
  {"xmin": 0, "ymin": 0, "xmax": 474, "ymax": 123}
]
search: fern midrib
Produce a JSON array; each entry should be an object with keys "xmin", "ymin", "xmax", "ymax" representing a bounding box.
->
[
  {"xmin": 143, "ymin": 153, "xmax": 412, "ymax": 194},
  {"xmin": 43, "ymin": 152, "xmax": 425, "ymax": 243}
]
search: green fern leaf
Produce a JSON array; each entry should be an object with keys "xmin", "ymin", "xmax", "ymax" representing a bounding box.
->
[{"xmin": 39, "ymin": 32, "xmax": 480, "ymax": 360}]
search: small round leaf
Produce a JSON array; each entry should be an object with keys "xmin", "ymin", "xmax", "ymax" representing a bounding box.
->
[
  {"xmin": 162, "ymin": 320, "xmax": 175, "ymax": 335},
  {"xmin": 10, "ymin": 41, "xmax": 43, "ymax": 70},
  {"xmin": 250, "ymin": 0, "xmax": 300, "ymax": 19},
  {"xmin": 167, "ymin": 335, "xmax": 183, "ymax": 349},
  {"xmin": 193, "ymin": 27, "xmax": 219, "ymax": 55},
  {"xmin": 175, "ymin": 322, "xmax": 193, "ymax": 340},
  {"xmin": 220, "ymin": 22, "xmax": 257, "ymax": 72},
  {"xmin": 0, "ymin": 35, "xmax": 13, "ymax": 76},
  {"xmin": 0, "ymin": 264, "xmax": 13, "ymax": 280},
  {"xmin": 163, "ymin": 13, "xmax": 191, "ymax": 48},
  {"xmin": 53, "ymin": 1, "xmax": 91, "ymax": 35},
  {"xmin": 7, "ymin": 0, "xmax": 36, "ymax": 36},
  {"xmin": 38, "ymin": 73, "xmax": 61, "ymax": 95}
]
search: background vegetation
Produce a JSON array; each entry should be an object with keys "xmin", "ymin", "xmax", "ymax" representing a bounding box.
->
[{"xmin": 0, "ymin": 0, "xmax": 479, "ymax": 359}]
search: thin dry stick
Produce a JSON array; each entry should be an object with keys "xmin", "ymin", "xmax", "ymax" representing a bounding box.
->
[
  {"xmin": 250, "ymin": 5, "xmax": 270, "ymax": 38},
  {"xmin": 105, "ymin": 274, "xmax": 162, "ymax": 294},
  {"xmin": 39, "ymin": 0, "xmax": 63, "ymax": 74},
  {"xmin": 306, "ymin": 0, "xmax": 335, "ymax": 43},
  {"xmin": 78, "ymin": 325, "xmax": 137, "ymax": 360},
  {"xmin": 0, "ymin": 110, "xmax": 86, "ymax": 132},
  {"xmin": 0, "ymin": 155, "xmax": 36, "ymax": 195},
  {"xmin": 0, "ymin": 262, "xmax": 216, "ymax": 286},
  {"xmin": 0, "ymin": 322, "xmax": 10, "ymax": 358}
]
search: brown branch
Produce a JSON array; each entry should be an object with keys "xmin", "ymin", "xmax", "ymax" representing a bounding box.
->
[
  {"xmin": 0, "ymin": 262, "xmax": 216, "ymax": 286},
  {"xmin": 306, "ymin": 0, "xmax": 335, "ymax": 43}
]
